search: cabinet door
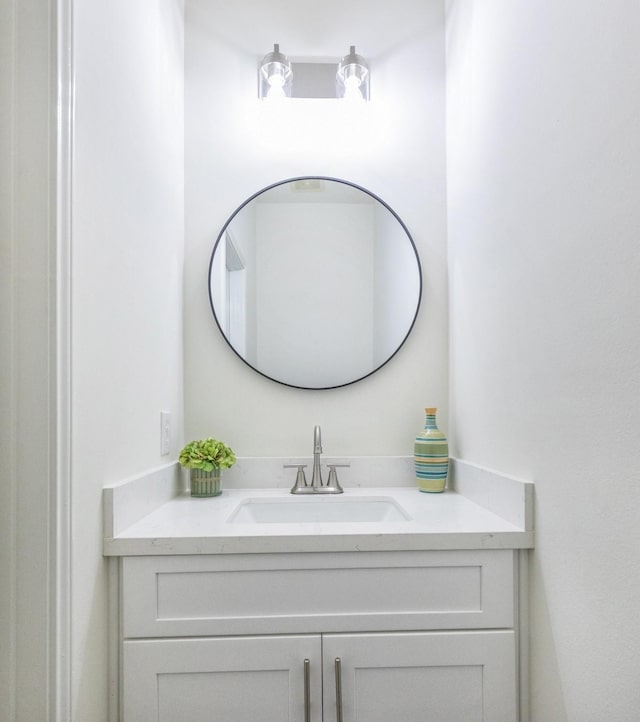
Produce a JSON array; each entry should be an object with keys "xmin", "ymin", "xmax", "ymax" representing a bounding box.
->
[
  {"xmin": 123, "ymin": 635, "xmax": 322, "ymax": 722},
  {"xmin": 322, "ymin": 631, "xmax": 516, "ymax": 722}
]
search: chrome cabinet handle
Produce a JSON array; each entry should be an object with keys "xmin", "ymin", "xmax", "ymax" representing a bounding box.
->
[
  {"xmin": 334, "ymin": 657, "xmax": 343, "ymax": 722},
  {"xmin": 304, "ymin": 659, "xmax": 311, "ymax": 722}
]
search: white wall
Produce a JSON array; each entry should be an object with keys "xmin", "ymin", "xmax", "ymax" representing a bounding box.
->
[
  {"xmin": 446, "ymin": 2, "xmax": 640, "ymax": 720},
  {"xmin": 184, "ymin": 0, "xmax": 448, "ymax": 456},
  {"xmin": 71, "ymin": 1, "xmax": 184, "ymax": 718}
]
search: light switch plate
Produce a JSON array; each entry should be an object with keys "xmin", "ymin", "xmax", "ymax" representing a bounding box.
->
[{"xmin": 160, "ymin": 411, "xmax": 171, "ymax": 456}]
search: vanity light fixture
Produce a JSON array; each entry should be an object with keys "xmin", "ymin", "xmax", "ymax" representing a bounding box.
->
[
  {"xmin": 258, "ymin": 43, "xmax": 293, "ymax": 100},
  {"xmin": 258, "ymin": 44, "xmax": 370, "ymax": 101},
  {"xmin": 336, "ymin": 45, "xmax": 370, "ymax": 102}
]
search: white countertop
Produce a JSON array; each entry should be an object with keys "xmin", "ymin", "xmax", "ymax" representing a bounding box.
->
[{"xmin": 103, "ymin": 485, "xmax": 534, "ymax": 556}]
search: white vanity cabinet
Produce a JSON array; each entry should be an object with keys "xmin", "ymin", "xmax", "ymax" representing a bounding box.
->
[
  {"xmin": 117, "ymin": 549, "xmax": 524, "ymax": 721},
  {"xmin": 124, "ymin": 630, "xmax": 515, "ymax": 721}
]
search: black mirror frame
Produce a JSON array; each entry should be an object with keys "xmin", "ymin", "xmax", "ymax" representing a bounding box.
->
[{"xmin": 208, "ymin": 176, "xmax": 422, "ymax": 390}]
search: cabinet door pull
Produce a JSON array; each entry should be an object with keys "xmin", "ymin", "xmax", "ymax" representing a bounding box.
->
[
  {"xmin": 334, "ymin": 657, "xmax": 343, "ymax": 722},
  {"xmin": 304, "ymin": 658, "xmax": 311, "ymax": 722}
]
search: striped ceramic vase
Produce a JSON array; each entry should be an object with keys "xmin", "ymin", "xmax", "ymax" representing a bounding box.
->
[{"xmin": 414, "ymin": 407, "xmax": 449, "ymax": 493}]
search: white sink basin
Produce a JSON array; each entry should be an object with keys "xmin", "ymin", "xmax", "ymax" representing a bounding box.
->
[{"xmin": 228, "ymin": 496, "xmax": 412, "ymax": 524}]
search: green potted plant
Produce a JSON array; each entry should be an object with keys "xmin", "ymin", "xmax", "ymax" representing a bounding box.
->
[{"xmin": 179, "ymin": 437, "xmax": 236, "ymax": 497}]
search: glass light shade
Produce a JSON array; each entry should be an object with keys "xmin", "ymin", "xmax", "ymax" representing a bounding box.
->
[
  {"xmin": 336, "ymin": 45, "xmax": 369, "ymax": 101},
  {"xmin": 259, "ymin": 44, "xmax": 293, "ymax": 100}
]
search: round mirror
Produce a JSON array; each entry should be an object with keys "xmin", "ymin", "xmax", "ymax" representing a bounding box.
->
[{"xmin": 208, "ymin": 177, "xmax": 422, "ymax": 389}]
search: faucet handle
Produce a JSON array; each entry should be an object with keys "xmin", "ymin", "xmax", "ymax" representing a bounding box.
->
[
  {"xmin": 284, "ymin": 464, "xmax": 309, "ymax": 494},
  {"xmin": 324, "ymin": 464, "xmax": 348, "ymax": 494}
]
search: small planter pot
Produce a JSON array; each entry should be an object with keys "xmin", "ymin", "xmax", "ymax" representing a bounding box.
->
[{"xmin": 190, "ymin": 467, "xmax": 222, "ymax": 498}]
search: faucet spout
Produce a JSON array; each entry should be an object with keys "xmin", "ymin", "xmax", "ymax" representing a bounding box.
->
[{"xmin": 311, "ymin": 425, "xmax": 323, "ymax": 488}]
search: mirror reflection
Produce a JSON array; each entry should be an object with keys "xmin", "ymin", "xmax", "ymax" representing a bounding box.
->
[{"xmin": 208, "ymin": 177, "xmax": 421, "ymax": 389}]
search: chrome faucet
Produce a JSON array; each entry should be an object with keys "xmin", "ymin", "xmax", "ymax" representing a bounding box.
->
[
  {"xmin": 311, "ymin": 425, "xmax": 324, "ymax": 489},
  {"xmin": 285, "ymin": 425, "xmax": 348, "ymax": 494}
]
